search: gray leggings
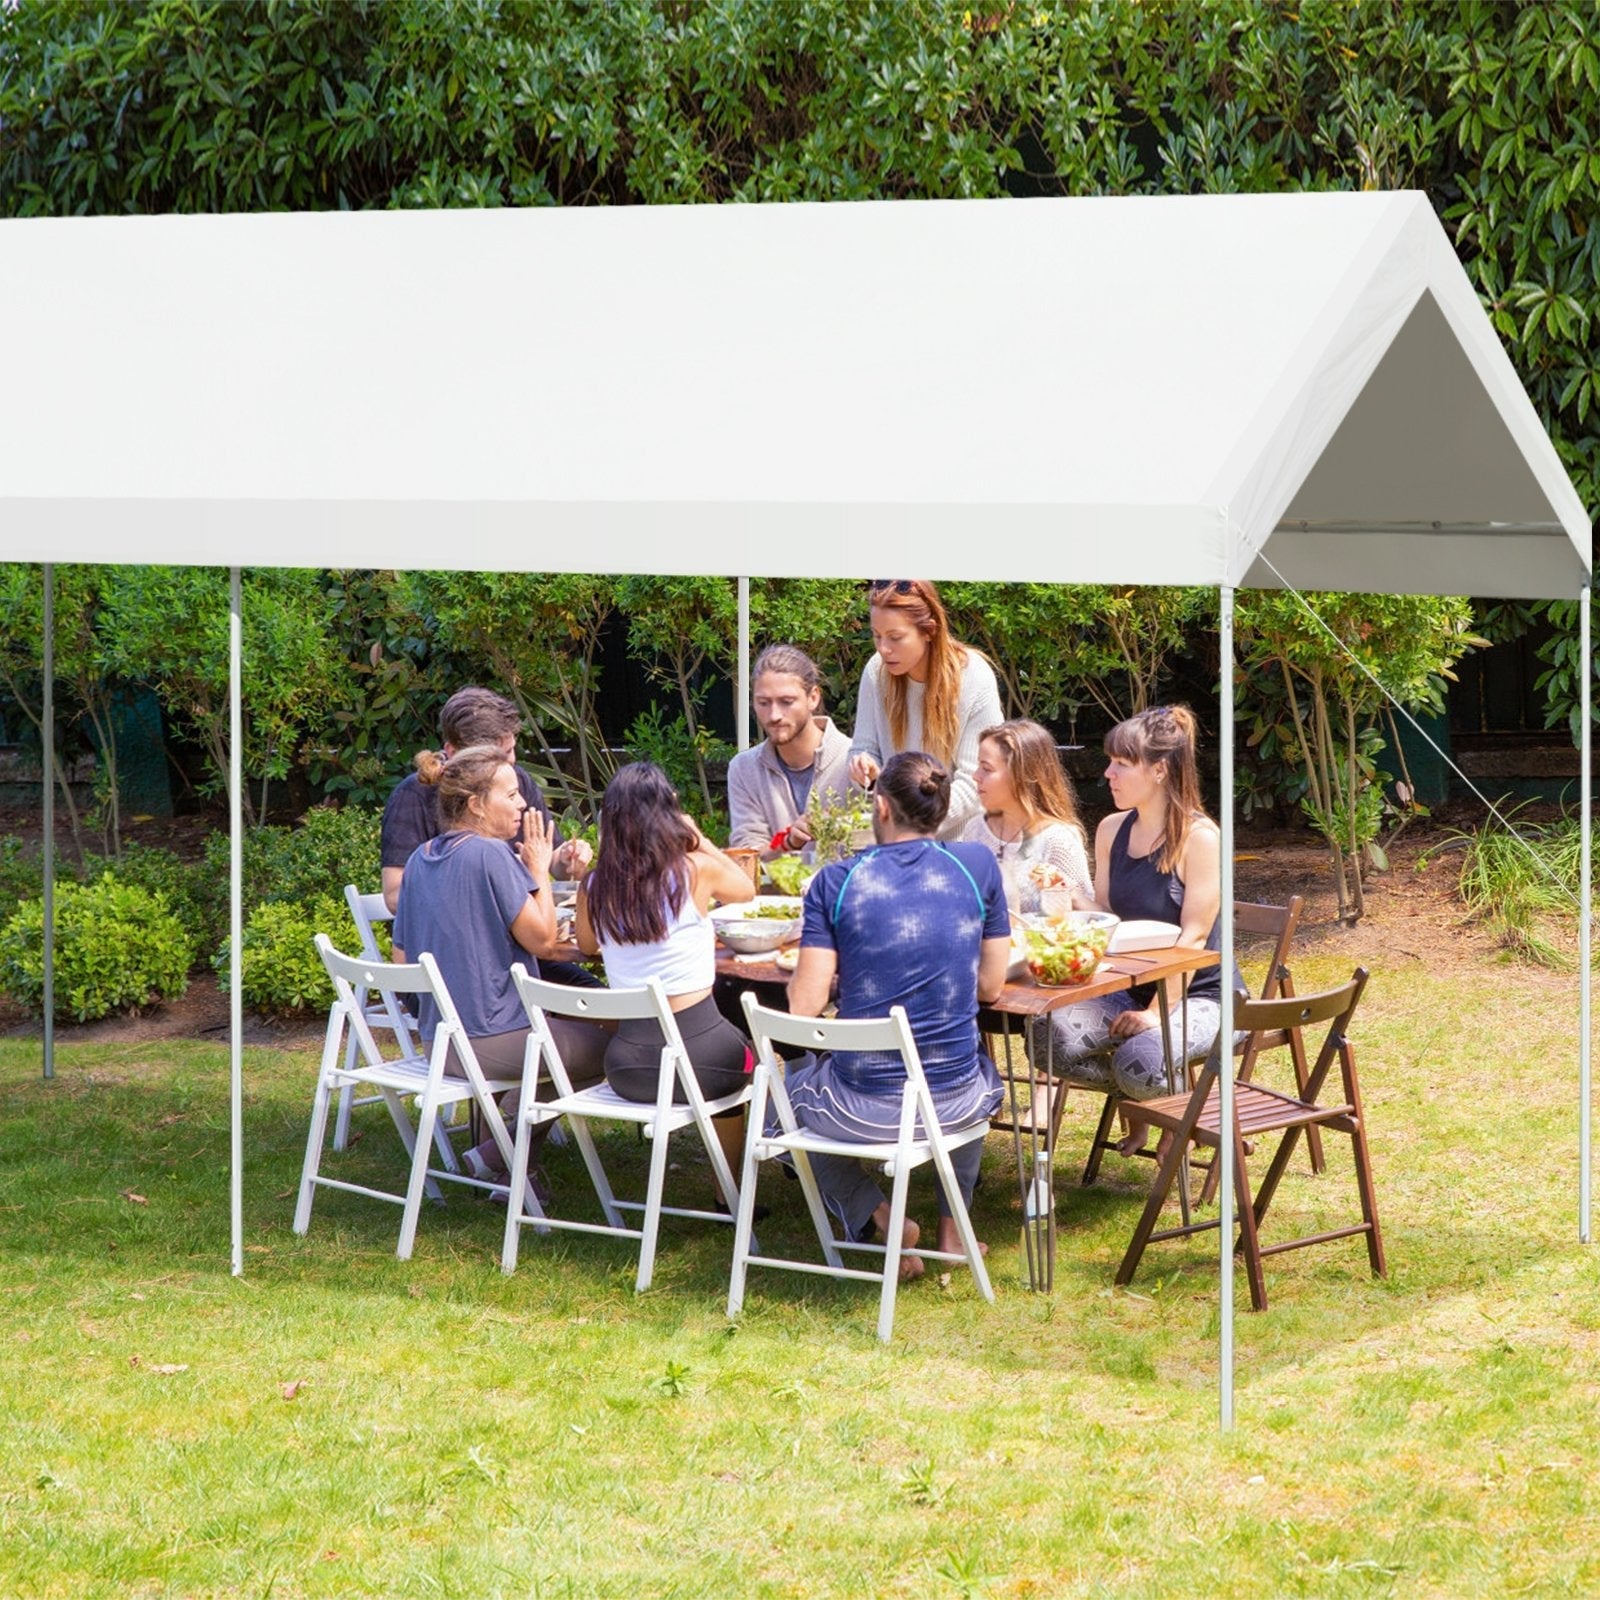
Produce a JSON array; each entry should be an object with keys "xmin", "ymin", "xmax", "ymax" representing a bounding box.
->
[{"xmin": 1032, "ymin": 992, "xmax": 1222, "ymax": 1102}]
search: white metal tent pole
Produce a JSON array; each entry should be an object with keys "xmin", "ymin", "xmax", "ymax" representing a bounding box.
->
[
  {"xmin": 229, "ymin": 568, "xmax": 244, "ymax": 1277},
  {"xmin": 1218, "ymin": 583, "xmax": 1237, "ymax": 1430},
  {"xmin": 1581, "ymin": 582, "xmax": 1591, "ymax": 1244},
  {"xmin": 736, "ymin": 577, "xmax": 750, "ymax": 752},
  {"xmin": 42, "ymin": 564, "xmax": 55, "ymax": 1081}
]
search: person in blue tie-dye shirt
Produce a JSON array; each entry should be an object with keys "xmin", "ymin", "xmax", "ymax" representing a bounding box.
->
[{"xmin": 786, "ymin": 752, "xmax": 1012, "ymax": 1279}]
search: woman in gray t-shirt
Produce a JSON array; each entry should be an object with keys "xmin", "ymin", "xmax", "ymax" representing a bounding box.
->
[{"xmin": 392, "ymin": 744, "xmax": 607, "ymax": 1184}]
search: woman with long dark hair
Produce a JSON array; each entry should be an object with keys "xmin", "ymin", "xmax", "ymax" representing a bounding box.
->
[
  {"xmin": 847, "ymin": 579, "xmax": 1004, "ymax": 839},
  {"xmin": 576, "ymin": 762, "xmax": 757, "ymax": 1200},
  {"xmin": 1038, "ymin": 704, "xmax": 1222, "ymax": 1151},
  {"xmin": 391, "ymin": 744, "xmax": 608, "ymax": 1190}
]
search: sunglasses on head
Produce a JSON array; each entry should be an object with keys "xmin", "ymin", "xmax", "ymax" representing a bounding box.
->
[{"xmin": 867, "ymin": 579, "xmax": 916, "ymax": 595}]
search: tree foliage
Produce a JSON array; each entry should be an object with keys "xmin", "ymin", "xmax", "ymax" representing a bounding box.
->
[
  {"xmin": 1236, "ymin": 590, "xmax": 1481, "ymax": 919},
  {"xmin": 97, "ymin": 566, "xmax": 340, "ymax": 825}
]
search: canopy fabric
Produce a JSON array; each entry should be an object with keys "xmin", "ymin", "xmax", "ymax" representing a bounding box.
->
[{"xmin": 1, "ymin": 192, "xmax": 1587, "ymax": 598}]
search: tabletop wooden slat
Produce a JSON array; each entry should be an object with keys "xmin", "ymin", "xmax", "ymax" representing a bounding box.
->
[{"xmin": 711, "ymin": 942, "xmax": 1220, "ymax": 1014}]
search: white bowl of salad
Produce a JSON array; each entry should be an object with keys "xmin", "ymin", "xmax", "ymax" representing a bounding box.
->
[
  {"xmin": 711, "ymin": 897, "xmax": 804, "ymax": 954},
  {"xmin": 1018, "ymin": 910, "xmax": 1119, "ymax": 986}
]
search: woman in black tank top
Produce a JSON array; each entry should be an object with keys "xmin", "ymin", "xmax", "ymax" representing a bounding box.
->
[{"xmin": 1039, "ymin": 706, "xmax": 1222, "ymax": 1154}]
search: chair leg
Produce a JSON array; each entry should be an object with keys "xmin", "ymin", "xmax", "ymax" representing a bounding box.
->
[
  {"xmin": 1248, "ymin": 1123, "xmax": 1302, "ymax": 1232},
  {"xmin": 1349, "ymin": 1107, "xmax": 1387, "ymax": 1279},
  {"xmin": 397, "ymin": 1091, "xmax": 444, "ymax": 1262},
  {"xmin": 1082, "ymin": 1093, "xmax": 1118, "ymax": 1186},
  {"xmin": 877, "ymin": 1158, "xmax": 915, "ymax": 1344},
  {"xmin": 381, "ymin": 1085, "xmax": 444, "ymax": 1204},
  {"xmin": 332, "ymin": 1027, "xmax": 359, "ymax": 1151},
  {"xmin": 500, "ymin": 1099, "xmax": 538, "ymax": 1275},
  {"xmin": 930, "ymin": 1134, "xmax": 995, "ymax": 1307},
  {"xmin": 1289, "ymin": 1026, "xmax": 1327, "ymax": 1175},
  {"xmin": 1342, "ymin": 1042, "xmax": 1387, "ymax": 1279},
  {"xmin": 1114, "ymin": 1124, "xmax": 1188, "ymax": 1288},
  {"xmin": 1231, "ymin": 1126, "xmax": 1268, "ymax": 1312},
  {"xmin": 564, "ymin": 1114, "xmax": 627, "ymax": 1230},
  {"xmin": 634, "ymin": 1119, "xmax": 675, "ymax": 1294},
  {"xmin": 727, "ymin": 1077, "xmax": 772, "ymax": 1321},
  {"xmin": 294, "ymin": 1068, "xmax": 336, "ymax": 1236}
]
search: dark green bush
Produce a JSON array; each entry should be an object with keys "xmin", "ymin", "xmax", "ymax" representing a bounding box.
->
[
  {"xmin": 0, "ymin": 874, "xmax": 194, "ymax": 1022},
  {"xmin": 0, "ymin": 836, "xmax": 45, "ymax": 909},
  {"xmin": 216, "ymin": 893, "xmax": 348, "ymax": 1017},
  {"xmin": 199, "ymin": 806, "xmax": 381, "ymax": 949}
]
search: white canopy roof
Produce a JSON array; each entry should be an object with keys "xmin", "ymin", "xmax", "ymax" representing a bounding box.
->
[{"xmin": 0, "ymin": 191, "xmax": 1587, "ymax": 598}]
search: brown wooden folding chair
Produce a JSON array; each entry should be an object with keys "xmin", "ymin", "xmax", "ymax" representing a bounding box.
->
[
  {"xmin": 1114, "ymin": 968, "xmax": 1384, "ymax": 1312},
  {"xmin": 1195, "ymin": 896, "xmax": 1323, "ymax": 1203}
]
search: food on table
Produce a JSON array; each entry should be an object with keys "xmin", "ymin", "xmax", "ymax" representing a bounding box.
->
[
  {"xmin": 774, "ymin": 947, "xmax": 799, "ymax": 972},
  {"xmin": 765, "ymin": 854, "xmax": 815, "ymax": 897},
  {"xmin": 710, "ymin": 898, "xmax": 804, "ymax": 954},
  {"xmin": 1019, "ymin": 911, "xmax": 1116, "ymax": 986},
  {"xmin": 1024, "ymin": 861, "xmax": 1072, "ymax": 891}
]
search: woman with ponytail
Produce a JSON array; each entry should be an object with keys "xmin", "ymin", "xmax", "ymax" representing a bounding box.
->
[
  {"xmin": 785, "ymin": 751, "xmax": 1012, "ymax": 1278},
  {"xmin": 390, "ymin": 744, "xmax": 608, "ymax": 1192},
  {"xmin": 1039, "ymin": 705, "xmax": 1222, "ymax": 1152}
]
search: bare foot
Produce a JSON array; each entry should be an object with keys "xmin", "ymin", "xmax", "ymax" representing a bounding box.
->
[
  {"xmin": 936, "ymin": 1218, "xmax": 989, "ymax": 1261},
  {"xmin": 872, "ymin": 1203, "xmax": 924, "ymax": 1280},
  {"xmin": 1116, "ymin": 1111, "xmax": 1152, "ymax": 1157}
]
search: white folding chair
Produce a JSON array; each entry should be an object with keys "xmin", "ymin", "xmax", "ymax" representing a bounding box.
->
[
  {"xmin": 501, "ymin": 965, "xmax": 752, "ymax": 1293},
  {"xmin": 294, "ymin": 934, "xmax": 538, "ymax": 1260},
  {"xmin": 730, "ymin": 993, "xmax": 995, "ymax": 1343},
  {"xmin": 331, "ymin": 885, "xmax": 457, "ymax": 1170}
]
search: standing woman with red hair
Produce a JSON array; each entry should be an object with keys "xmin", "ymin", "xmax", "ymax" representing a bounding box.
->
[{"xmin": 847, "ymin": 579, "xmax": 1004, "ymax": 840}]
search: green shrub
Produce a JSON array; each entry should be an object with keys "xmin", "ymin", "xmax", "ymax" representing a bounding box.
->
[
  {"xmin": 0, "ymin": 874, "xmax": 193, "ymax": 1022},
  {"xmin": 216, "ymin": 893, "xmax": 348, "ymax": 1017},
  {"xmin": 79, "ymin": 842, "xmax": 209, "ymax": 960},
  {"xmin": 199, "ymin": 806, "xmax": 382, "ymax": 950}
]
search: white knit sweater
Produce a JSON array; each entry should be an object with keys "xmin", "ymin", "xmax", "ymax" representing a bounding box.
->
[{"xmin": 849, "ymin": 649, "xmax": 1004, "ymax": 839}]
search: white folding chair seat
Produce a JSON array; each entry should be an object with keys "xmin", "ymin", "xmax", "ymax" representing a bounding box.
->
[
  {"xmin": 295, "ymin": 934, "xmax": 537, "ymax": 1260},
  {"xmin": 501, "ymin": 966, "xmax": 752, "ymax": 1293},
  {"xmin": 330, "ymin": 884, "xmax": 464, "ymax": 1171},
  {"xmin": 729, "ymin": 993, "xmax": 995, "ymax": 1343}
]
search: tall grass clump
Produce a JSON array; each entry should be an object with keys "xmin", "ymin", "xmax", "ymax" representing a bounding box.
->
[{"xmin": 1451, "ymin": 812, "xmax": 1588, "ymax": 965}]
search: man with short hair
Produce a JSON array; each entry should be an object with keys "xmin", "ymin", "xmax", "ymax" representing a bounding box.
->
[
  {"xmin": 726, "ymin": 644, "xmax": 857, "ymax": 858},
  {"xmin": 381, "ymin": 686, "xmax": 591, "ymax": 914}
]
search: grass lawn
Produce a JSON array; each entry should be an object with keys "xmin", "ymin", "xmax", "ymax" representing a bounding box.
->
[{"xmin": 3, "ymin": 951, "xmax": 1599, "ymax": 1598}]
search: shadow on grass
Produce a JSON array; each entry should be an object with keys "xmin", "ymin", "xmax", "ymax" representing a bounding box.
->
[{"xmin": 3, "ymin": 1031, "xmax": 1581, "ymax": 1404}]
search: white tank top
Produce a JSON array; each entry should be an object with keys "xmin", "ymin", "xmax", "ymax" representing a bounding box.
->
[{"xmin": 598, "ymin": 891, "xmax": 714, "ymax": 997}]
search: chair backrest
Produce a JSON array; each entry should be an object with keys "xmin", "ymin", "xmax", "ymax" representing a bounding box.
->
[
  {"xmin": 741, "ymin": 993, "xmax": 936, "ymax": 1138},
  {"xmin": 510, "ymin": 964, "xmax": 675, "ymax": 1029},
  {"xmin": 1234, "ymin": 896, "xmax": 1304, "ymax": 1003},
  {"xmin": 316, "ymin": 932, "xmax": 489, "ymax": 1081},
  {"xmin": 740, "ymin": 995, "xmax": 920, "ymax": 1064},
  {"xmin": 1231, "ymin": 967, "xmax": 1368, "ymax": 1106},
  {"xmin": 344, "ymin": 883, "xmax": 393, "ymax": 964},
  {"xmin": 511, "ymin": 964, "xmax": 700, "ymax": 1106}
]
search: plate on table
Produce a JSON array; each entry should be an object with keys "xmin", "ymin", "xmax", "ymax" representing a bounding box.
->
[
  {"xmin": 1107, "ymin": 919, "xmax": 1182, "ymax": 954},
  {"xmin": 774, "ymin": 947, "xmax": 799, "ymax": 973}
]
